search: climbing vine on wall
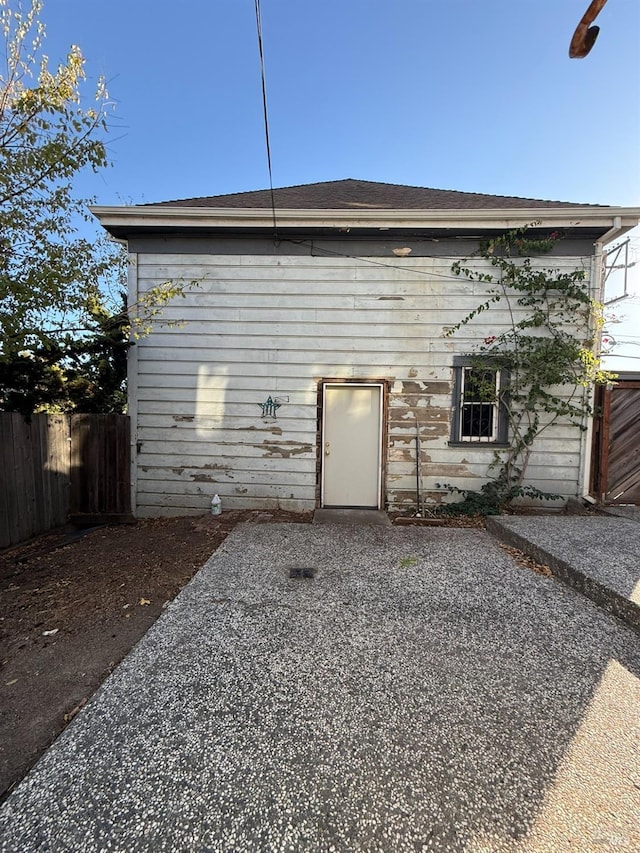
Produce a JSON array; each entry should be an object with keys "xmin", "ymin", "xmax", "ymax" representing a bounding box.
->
[{"xmin": 440, "ymin": 226, "xmax": 616, "ymax": 514}]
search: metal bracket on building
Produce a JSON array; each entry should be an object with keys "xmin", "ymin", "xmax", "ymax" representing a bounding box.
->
[{"xmin": 604, "ymin": 239, "xmax": 634, "ymax": 306}]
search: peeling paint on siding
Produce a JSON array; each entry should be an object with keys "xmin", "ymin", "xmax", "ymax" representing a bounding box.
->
[
  {"xmin": 391, "ymin": 489, "xmax": 447, "ymax": 507},
  {"xmin": 389, "ymin": 446, "xmax": 413, "ymax": 463},
  {"xmin": 386, "ymin": 376, "xmax": 456, "ymax": 510},
  {"xmin": 172, "ymin": 415, "xmax": 194, "ymax": 422},
  {"xmin": 422, "ymin": 381, "xmax": 452, "ymax": 395},
  {"xmin": 246, "ymin": 425, "xmax": 283, "ymax": 435},
  {"xmin": 426, "ymin": 463, "xmax": 476, "ymax": 478},
  {"xmin": 389, "ymin": 420, "xmax": 449, "ymax": 439},
  {"xmin": 396, "ymin": 379, "xmax": 452, "ymax": 399},
  {"xmin": 252, "ymin": 441, "xmax": 313, "ymax": 459},
  {"xmin": 388, "ymin": 444, "xmax": 445, "ymax": 463}
]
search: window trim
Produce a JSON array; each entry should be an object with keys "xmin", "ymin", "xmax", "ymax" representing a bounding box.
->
[{"xmin": 449, "ymin": 356, "xmax": 510, "ymax": 446}]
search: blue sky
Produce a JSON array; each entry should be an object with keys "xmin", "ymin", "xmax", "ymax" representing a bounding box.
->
[
  {"xmin": 43, "ymin": 0, "xmax": 640, "ymax": 364},
  {"xmin": 44, "ymin": 0, "xmax": 640, "ymax": 206}
]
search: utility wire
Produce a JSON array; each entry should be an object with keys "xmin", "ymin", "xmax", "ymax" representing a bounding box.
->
[
  {"xmin": 282, "ymin": 237, "xmax": 595, "ymax": 286},
  {"xmin": 250, "ymin": 6, "xmax": 622, "ymax": 287},
  {"xmin": 254, "ymin": 0, "xmax": 278, "ymax": 242}
]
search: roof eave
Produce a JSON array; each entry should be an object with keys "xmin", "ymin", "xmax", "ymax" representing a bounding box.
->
[{"xmin": 90, "ymin": 205, "xmax": 640, "ymax": 241}]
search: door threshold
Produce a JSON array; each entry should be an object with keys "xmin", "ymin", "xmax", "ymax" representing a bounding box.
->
[{"xmin": 313, "ymin": 509, "xmax": 391, "ymax": 527}]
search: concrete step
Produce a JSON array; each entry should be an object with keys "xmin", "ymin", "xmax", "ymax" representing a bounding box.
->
[
  {"xmin": 486, "ymin": 516, "xmax": 640, "ymax": 633},
  {"xmin": 313, "ymin": 509, "xmax": 392, "ymax": 527}
]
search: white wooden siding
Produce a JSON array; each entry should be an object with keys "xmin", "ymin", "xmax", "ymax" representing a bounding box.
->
[{"xmin": 132, "ymin": 252, "xmax": 593, "ymax": 516}]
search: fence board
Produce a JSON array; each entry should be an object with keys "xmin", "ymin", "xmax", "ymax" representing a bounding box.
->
[
  {"xmin": 1, "ymin": 413, "xmax": 131, "ymax": 547},
  {"xmin": 0, "ymin": 415, "xmax": 18, "ymax": 545},
  {"xmin": 48, "ymin": 415, "xmax": 70, "ymax": 529},
  {"xmin": 69, "ymin": 414, "xmax": 132, "ymax": 524},
  {"xmin": 0, "ymin": 413, "xmax": 71, "ymax": 547}
]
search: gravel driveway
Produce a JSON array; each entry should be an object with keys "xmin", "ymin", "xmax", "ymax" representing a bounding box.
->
[{"xmin": 1, "ymin": 523, "xmax": 638, "ymax": 852}]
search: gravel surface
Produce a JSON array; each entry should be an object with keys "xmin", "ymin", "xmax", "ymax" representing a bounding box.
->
[
  {"xmin": 0, "ymin": 510, "xmax": 310, "ymax": 798},
  {"xmin": 490, "ymin": 515, "xmax": 640, "ymax": 603},
  {"xmin": 1, "ymin": 523, "xmax": 638, "ymax": 852}
]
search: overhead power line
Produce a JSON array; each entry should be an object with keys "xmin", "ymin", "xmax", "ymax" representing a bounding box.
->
[{"xmin": 254, "ymin": 0, "xmax": 278, "ymax": 242}]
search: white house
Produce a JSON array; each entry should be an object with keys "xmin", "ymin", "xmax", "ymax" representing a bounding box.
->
[{"xmin": 92, "ymin": 180, "xmax": 640, "ymax": 517}]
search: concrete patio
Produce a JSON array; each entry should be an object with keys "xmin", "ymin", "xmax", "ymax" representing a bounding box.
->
[{"xmin": 1, "ymin": 519, "xmax": 638, "ymax": 851}]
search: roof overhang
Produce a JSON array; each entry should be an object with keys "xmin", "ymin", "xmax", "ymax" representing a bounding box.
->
[{"xmin": 90, "ymin": 204, "xmax": 640, "ymax": 243}]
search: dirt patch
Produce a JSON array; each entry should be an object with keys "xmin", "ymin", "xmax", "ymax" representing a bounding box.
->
[
  {"xmin": 390, "ymin": 512, "xmax": 486, "ymax": 528},
  {"xmin": 498, "ymin": 542, "xmax": 553, "ymax": 577},
  {"xmin": 0, "ymin": 509, "xmax": 311, "ymax": 801}
]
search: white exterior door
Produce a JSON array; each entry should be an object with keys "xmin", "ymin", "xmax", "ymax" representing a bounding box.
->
[{"xmin": 322, "ymin": 383, "xmax": 383, "ymax": 508}]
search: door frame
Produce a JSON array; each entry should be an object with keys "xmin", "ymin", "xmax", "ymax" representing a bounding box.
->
[{"xmin": 320, "ymin": 380, "xmax": 386, "ymax": 509}]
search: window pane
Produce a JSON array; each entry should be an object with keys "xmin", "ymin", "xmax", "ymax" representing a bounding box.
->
[
  {"xmin": 463, "ymin": 369, "xmax": 496, "ymax": 403},
  {"xmin": 462, "ymin": 402, "xmax": 494, "ymax": 438},
  {"xmin": 460, "ymin": 368, "xmax": 498, "ymax": 440}
]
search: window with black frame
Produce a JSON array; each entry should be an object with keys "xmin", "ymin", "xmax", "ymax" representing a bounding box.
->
[{"xmin": 450, "ymin": 359, "xmax": 509, "ymax": 445}]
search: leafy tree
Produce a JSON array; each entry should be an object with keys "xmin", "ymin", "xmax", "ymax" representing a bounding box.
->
[
  {"xmin": 0, "ymin": 0, "xmax": 122, "ymax": 358},
  {"xmin": 62, "ymin": 295, "xmax": 130, "ymax": 413},
  {"xmin": 0, "ymin": 1, "xmax": 198, "ymax": 416},
  {"xmin": 0, "ymin": 294, "xmax": 130, "ymax": 417}
]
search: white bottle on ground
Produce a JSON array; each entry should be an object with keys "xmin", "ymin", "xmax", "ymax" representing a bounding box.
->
[{"xmin": 211, "ymin": 494, "xmax": 222, "ymax": 516}]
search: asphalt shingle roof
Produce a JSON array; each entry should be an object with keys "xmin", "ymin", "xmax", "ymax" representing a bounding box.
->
[{"xmin": 144, "ymin": 179, "xmax": 605, "ymax": 210}]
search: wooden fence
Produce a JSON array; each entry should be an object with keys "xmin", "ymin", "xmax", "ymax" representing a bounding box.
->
[
  {"xmin": 0, "ymin": 413, "xmax": 132, "ymax": 548},
  {"xmin": 591, "ymin": 379, "xmax": 640, "ymax": 504}
]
